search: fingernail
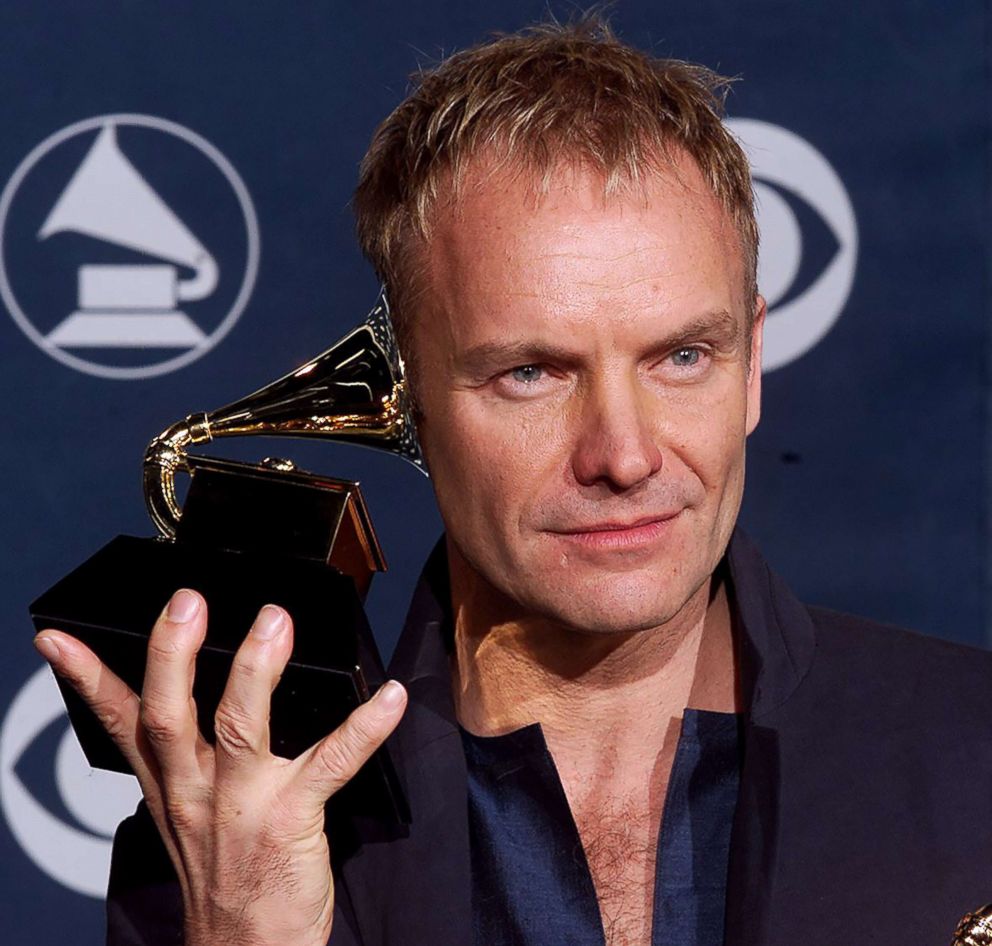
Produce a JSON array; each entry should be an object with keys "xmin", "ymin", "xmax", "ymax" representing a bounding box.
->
[
  {"xmin": 167, "ymin": 590, "xmax": 199, "ymax": 623},
  {"xmin": 375, "ymin": 680, "xmax": 405, "ymax": 710},
  {"xmin": 34, "ymin": 635, "xmax": 61, "ymax": 662},
  {"xmin": 252, "ymin": 605, "xmax": 285, "ymax": 641}
]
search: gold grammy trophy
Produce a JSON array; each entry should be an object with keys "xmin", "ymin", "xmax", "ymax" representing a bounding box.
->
[
  {"xmin": 30, "ymin": 292, "xmax": 421, "ymax": 823},
  {"xmin": 953, "ymin": 905, "xmax": 992, "ymax": 945}
]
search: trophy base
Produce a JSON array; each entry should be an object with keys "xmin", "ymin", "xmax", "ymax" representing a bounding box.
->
[{"xmin": 30, "ymin": 534, "xmax": 409, "ymax": 825}]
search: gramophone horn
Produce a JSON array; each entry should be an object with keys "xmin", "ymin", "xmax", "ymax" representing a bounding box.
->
[{"xmin": 143, "ymin": 290, "xmax": 425, "ymax": 538}]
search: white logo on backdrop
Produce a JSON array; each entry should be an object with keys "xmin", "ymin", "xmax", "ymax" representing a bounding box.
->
[
  {"xmin": 0, "ymin": 114, "xmax": 260, "ymax": 379},
  {"xmin": 0, "ymin": 667, "xmax": 141, "ymax": 897},
  {"xmin": 726, "ymin": 118, "xmax": 858, "ymax": 372}
]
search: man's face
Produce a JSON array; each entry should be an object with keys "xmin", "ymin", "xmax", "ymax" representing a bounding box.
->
[{"xmin": 410, "ymin": 153, "xmax": 764, "ymax": 635}]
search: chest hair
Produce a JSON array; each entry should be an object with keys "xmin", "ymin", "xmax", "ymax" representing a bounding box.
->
[{"xmin": 574, "ymin": 793, "xmax": 665, "ymax": 946}]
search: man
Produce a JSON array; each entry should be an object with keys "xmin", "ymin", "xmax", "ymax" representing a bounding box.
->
[{"xmin": 33, "ymin": 18, "xmax": 992, "ymax": 946}]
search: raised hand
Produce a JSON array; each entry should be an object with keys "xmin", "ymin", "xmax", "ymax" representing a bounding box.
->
[{"xmin": 34, "ymin": 588, "xmax": 407, "ymax": 946}]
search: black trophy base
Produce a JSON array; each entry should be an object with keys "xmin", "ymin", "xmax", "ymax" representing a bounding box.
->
[{"xmin": 30, "ymin": 535, "xmax": 409, "ymax": 825}]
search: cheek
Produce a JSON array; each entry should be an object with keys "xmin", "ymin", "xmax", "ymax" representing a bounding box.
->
[
  {"xmin": 420, "ymin": 396, "xmax": 569, "ymax": 537},
  {"xmin": 702, "ymin": 423, "xmax": 747, "ymax": 494},
  {"xmin": 661, "ymin": 387, "xmax": 748, "ymax": 496}
]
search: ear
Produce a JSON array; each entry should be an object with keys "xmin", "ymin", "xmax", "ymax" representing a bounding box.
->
[{"xmin": 745, "ymin": 295, "xmax": 766, "ymax": 436}]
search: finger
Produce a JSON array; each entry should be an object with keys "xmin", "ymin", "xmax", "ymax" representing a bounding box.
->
[
  {"xmin": 213, "ymin": 604, "xmax": 293, "ymax": 777},
  {"xmin": 290, "ymin": 680, "xmax": 407, "ymax": 808},
  {"xmin": 33, "ymin": 630, "xmax": 161, "ymax": 789},
  {"xmin": 138, "ymin": 589, "xmax": 208, "ymax": 782}
]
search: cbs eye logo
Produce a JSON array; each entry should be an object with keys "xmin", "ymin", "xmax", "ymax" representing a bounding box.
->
[
  {"xmin": 0, "ymin": 666, "xmax": 141, "ymax": 897},
  {"xmin": 726, "ymin": 118, "xmax": 858, "ymax": 371}
]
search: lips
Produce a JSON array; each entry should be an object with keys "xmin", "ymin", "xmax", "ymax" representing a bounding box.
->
[
  {"xmin": 547, "ymin": 511, "xmax": 682, "ymax": 552},
  {"xmin": 554, "ymin": 512, "xmax": 681, "ymax": 534}
]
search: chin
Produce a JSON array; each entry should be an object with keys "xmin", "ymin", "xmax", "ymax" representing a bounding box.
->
[{"xmin": 519, "ymin": 568, "xmax": 704, "ymax": 636}]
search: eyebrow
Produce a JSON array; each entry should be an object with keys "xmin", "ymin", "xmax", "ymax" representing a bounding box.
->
[
  {"xmin": 456, "ymin": 340, "xmax": 580, "ymax": 377},
  {"xmin": 648, "ymin": 309, "xmax": 743, "ymax": 355},
  {"xmin": 455, "ymin": 309, "xmax": 743, "ymax": 376}
]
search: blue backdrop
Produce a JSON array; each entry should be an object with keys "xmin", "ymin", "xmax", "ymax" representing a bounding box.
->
[{"xmin": 0, "ymin": 1, "xmax": 987, "ymax": 940}]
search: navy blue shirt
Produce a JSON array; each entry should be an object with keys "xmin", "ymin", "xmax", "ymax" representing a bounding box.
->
[{"xmin": 461, "ymin": 709, "xmax": 743, "ymax": 946}]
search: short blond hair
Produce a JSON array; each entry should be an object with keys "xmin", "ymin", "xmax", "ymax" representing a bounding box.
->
[{"xmin": 354, "ymin": 17, "xmax": 757, "ymax": 343}]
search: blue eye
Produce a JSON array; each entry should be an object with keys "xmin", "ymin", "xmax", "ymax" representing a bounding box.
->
[
  {"xmin": 671, "ymin": 348, "xmax": 700, "ymax": 367},
  {"xmin": 511, "ymin": 365, "xmax": 543, "ymax": 383}
]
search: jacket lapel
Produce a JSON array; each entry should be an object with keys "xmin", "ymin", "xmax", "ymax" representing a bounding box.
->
[
  {"xmin": 725, "ymin": 528, "xmax": 816, "ymax": 718},
  {"xmin": 723, "ymin": 528, "xmax": 817, "ymax": 946},
  {"xmin": 338, "ymin": 541, "xmax": 472, "ymax": 946}
]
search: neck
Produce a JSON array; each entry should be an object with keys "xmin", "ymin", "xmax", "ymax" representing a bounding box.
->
[{"xmin": 450, "ymin": 541, "xmax": 741, "ymax": 751}]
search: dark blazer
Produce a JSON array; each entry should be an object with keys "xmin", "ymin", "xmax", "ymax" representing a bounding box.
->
[{"xmin": 107, "ymin": 529, "xmax": 992, "ymax": 945}]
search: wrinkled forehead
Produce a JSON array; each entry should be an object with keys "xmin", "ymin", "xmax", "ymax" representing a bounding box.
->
[
  {"xmin": 407, "ymin": 168, "xmax": 739, "ymax": 369},
  {"xmin": 425, "ymin": 152, "xmax": 745, "ymax": 298}
]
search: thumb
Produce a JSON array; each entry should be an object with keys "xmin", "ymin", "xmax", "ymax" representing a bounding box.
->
[{"xmin": 292, "ymin": 681, "xmax": 407, "ymax": 807}]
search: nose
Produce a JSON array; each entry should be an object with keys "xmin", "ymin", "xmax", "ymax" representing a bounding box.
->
[{"xmin": 571, "ymin": 371, "xmax": 663, "ymax": 490}]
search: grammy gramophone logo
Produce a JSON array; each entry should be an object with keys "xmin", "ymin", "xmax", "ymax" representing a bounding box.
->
[{"xmin": 0, "ymin": 114, "xmax": 260, "ymax": 379}]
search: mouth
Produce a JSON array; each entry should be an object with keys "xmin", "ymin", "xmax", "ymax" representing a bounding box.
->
[{"xmin": 547, "ymin": 512, "xmax": 683, "ymax": 551}]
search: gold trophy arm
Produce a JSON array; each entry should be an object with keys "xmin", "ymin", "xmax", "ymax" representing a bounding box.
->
[
  {"xmin": 143, "ymin": 414, "xmax": 213, "ymax": 538},
  {"xmin": 141, "ymin": 291, "xmax": 425, "ymax": 540}
]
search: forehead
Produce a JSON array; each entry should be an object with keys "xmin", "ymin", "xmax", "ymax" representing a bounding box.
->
[{"xmin": 420, "ymin": 152, "xmax": 745, "ymax": 335}]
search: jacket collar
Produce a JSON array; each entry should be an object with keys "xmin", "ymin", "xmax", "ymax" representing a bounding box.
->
[
  {"xmin": 726, "ymin": 527, "xmax": 816, "ymax": 719},
  {"xmin": 386, "ymin": 537, "xmax": 455, "ymax": 703}
]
